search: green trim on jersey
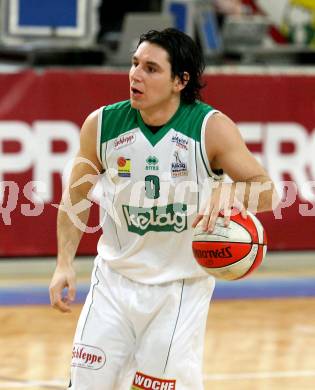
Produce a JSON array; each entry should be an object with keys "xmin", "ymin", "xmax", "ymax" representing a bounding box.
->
[
  {"xmin": 101, "ymin": 100, "xmax": 137, "ymax": 144},
  {"xmin": 137, "ymin": 100, "xmax": 214, "ymax": 146},
  {"xmin": 100, "ymin": 99, "xmax": 215, "ymax": 146},
  {"xmin": 200, "ymin": 141, "xmax": 212, "ymax": 178}
]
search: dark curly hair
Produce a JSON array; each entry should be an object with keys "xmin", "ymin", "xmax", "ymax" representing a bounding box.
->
[{"xmin": 137, "ymin": 28, "xmax": 205, "ymax": 104}]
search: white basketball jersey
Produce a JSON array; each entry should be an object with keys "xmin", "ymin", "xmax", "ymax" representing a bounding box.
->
[{"xmin": 96, "ymin": 100, "xmax": 221, "ymax": 284}]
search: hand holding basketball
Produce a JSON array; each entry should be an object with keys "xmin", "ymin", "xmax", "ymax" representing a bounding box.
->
[
  {"xmin": 192, "ymin": 210, "xmax": 267, "ymax": 280},
  {"xmin": 192, "ymin": 181, "xmax": 247, "ymax": 233}
]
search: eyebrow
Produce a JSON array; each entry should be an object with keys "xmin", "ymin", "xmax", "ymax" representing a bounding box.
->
[{"xmin": 132, "ymin": 56, "xmax": 162, "ymax": 70}]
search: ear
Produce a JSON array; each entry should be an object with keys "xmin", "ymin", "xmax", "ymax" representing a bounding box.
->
[{"xmin": 174, "ymin": 72, "xmax": 190, "ymax": 92}]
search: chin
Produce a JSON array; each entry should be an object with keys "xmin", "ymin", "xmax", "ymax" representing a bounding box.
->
[{"xmin": 130, "ymin": 99, "xmax": 142, "ymax": 109}]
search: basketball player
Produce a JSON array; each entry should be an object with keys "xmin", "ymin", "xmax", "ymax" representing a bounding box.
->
[{"xmin": 49, "ymin": 28, "xmax": 274, "ymax": 389}]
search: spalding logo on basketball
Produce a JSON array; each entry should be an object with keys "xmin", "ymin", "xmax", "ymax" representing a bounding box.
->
[{"xmin": 192, "ymin": 211, "xmax": 267, "ymax": 281}]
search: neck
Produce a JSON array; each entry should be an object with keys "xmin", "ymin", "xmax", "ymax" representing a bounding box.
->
[{"xmin": 140, "ymin": 96, "xmax": 181, "ymax": 126}]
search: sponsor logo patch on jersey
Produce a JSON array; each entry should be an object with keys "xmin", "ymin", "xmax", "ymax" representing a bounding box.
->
[
  {"xmin": 171, "ymin": 133, "xmax": 189, "ymax": 150},
  {"xmin": 132, "ymin": 371, "xmax": 176, "ymax": 389},
  {"xmin": 114, "ymin": 131, "xmax": 136, "ymax": 150},
  {"xmin": 171, "ymin": 151, "xmax": 188, "ymax": 177},
  {"xmin": 123, "ymin": 203, "xmax": 187, "ymax": 235},
  {"xmin": 71, "ymin": 343, "xmax": 106, "ymax": 370},
  {"xmin": 145, "ymin": 155, "xmax": 159, "ymax": 171},
  {"xmin": 117, "ymin": 157, "xmax": 131, "ymax": 177}
]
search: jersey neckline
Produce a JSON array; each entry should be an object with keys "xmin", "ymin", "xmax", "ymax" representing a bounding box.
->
[{"xmin": 136, "ymin": 102, "xmax": 186, "ymax": 147}]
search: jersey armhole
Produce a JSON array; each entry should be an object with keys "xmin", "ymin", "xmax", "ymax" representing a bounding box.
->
[
  {"xmin": 96, "ymin": 106, "xmax": 106, "ymax": 166},
  {"xmin": 200, "ymin": 110, "xmax": 224, "ymax": 181}
]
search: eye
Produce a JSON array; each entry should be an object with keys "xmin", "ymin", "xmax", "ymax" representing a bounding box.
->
[{"xmin": 147, "ymin": 66, "xmax": 156, "ymax": 73}]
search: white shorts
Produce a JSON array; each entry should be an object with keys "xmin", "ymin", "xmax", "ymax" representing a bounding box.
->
[{"xmin": 69, "ymin": 256, "xmax": 215, "ymax": 390}]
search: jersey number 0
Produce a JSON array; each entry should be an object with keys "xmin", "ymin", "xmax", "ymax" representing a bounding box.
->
[{"xmin": 145, "ymin": 175, "xmax": 160, "ymax": 199}]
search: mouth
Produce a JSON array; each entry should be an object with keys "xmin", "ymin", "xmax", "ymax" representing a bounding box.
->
[{"xmin": 130, "ymin": 87, "xmax": 143, "ymax": 98}]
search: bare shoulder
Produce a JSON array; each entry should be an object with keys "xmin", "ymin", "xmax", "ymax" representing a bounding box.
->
[
  {"xmin": 205, "ymin": 112, "xmax": 245, "ymax": 159},
  {"xmin": 206, "ymin": 112, "xmax": 241, "ymax": 139},
  {"xmin": 205, "ymin": 111, "xmax": 268, "ymax": 181},
  {"xmin": 80, "ymin": 109, "xmax": 100, "ymax": 140},
  {"xmin": 78, "ymin": 108, "xmax": 102, "ymax": 171}
]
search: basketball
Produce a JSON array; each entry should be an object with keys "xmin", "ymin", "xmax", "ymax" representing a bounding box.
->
[{"xmin": 192, "ymin": 210, "xmax": 267, "ymax": 281}]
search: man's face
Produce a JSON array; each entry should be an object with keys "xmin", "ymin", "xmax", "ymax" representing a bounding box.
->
[{"xmin": 129, "ymin": 41, "xmax": 181, "ymax": 113}]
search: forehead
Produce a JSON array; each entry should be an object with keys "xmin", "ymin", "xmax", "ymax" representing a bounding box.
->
[{"xmin": 133, "ymin": 41, "xmax": 170, "ymax": 67}]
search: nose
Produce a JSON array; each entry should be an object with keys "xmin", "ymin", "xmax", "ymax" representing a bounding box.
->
[{"xmin": 130, "ymin": 64, "xmax": 143, "ymax": 83}]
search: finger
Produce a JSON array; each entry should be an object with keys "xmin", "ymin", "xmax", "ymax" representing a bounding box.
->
[
  {"xmin": 67, "ymin": 284, "xmax": 76, "ymax": 303},
  {"xmin": 201, "ymin": 202, "xmax": 215, "ymax": 231},
  {"xmin": 49, "ymin": 284, "xmax": 60, "ymax": 307},
  {"xmin": 202, "ymin": 213, "xmax": 211, "ymax": 232},
  {"xmin": 192, "ymin": 213, "xmax": 203, "ymax": 228},
  {"xmin": 49, "ymin": 285, "xmax": 54, "ymax": 306},
  {"xmin": 53, "ymin": 296, "xmax": 72, "ymax": 313},
  {"xmin": 223, "ymin": 207, "xmax": 231, "ymax": 227},
  {"xmin": 207, "ymin": 208, "xmax": 220, "ymax": 233},
  {"xmin": 233, "ymin": 198, "xmax": 247, "ymax": 219},
  {"xmin": 50, "ymin": 288, "xmax": 71, "ymax": 313}
]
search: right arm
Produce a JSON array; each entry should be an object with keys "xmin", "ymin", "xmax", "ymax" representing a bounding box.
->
[{"xmin": 49, "ymin": 110, "xmax": 102, "ymax": 312}]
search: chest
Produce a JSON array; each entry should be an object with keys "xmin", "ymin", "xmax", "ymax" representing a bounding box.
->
[{"xmin": 102, "ymin": 128, "xmax": 196, "ymax": 183}]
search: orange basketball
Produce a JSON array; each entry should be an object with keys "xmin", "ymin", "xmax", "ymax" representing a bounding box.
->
[{"xmin": 192, "ymin": 210, "xmax": 267, "ymax": 281}]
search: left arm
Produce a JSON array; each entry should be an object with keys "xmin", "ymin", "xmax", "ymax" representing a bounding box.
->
[{"xmin": 193, "ymin": 112, "xmax": 277, "ymax": 231}]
